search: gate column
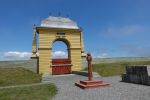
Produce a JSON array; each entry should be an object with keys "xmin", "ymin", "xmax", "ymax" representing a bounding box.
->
[
  {"xmin": 70, "ymin": 48, "xmax": 82, "ymax": 71},
  {"xmin": 39, "ymin": 48, "xmax": 52, "ymax": 74}
]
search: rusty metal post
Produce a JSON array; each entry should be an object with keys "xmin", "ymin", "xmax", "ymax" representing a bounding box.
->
[{"xmin": 87, "ymin": 53, "xmax": 92, "ymax": 81}]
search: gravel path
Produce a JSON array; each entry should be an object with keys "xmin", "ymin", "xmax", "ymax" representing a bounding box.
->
[{"xmin": 42, "ymin": 74, "xmax": 150, "ymax": 100}]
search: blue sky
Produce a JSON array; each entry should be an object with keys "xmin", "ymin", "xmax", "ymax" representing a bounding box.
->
[{"xmin": 0, "ymin": 0, "xmax": 150, "ymax": 60}]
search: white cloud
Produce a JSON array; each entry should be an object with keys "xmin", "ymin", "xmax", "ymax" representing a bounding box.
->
[
  {"xmin": 120, "ymin": 45, "xmax": 150, "ymax": 57},
  {"xmin": 102, "ymin": 25, "xmax": 145, "ymax": 36},
  {"xmin": 97, "ymin": 53, "xmax": 110, "ymax": 58},
  {"xmin": 3, "ymin": 51, "xmax": 31, "ymax": 60},
  {"xmin": 52, "ymin": 50, "xmax": 67, "ymax": 58},
  {"xmin": 93, "ymin": 53, "xmax": 110, "ymax": 58}
]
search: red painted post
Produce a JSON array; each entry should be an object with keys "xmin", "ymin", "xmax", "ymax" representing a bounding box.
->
[
  {"xmin": 75, "ymin": 52, "xmax": 110, "ymax": 89},
  {"xmin": 87, "ymin": 53, "xmax": 92, "ymax": 81}
]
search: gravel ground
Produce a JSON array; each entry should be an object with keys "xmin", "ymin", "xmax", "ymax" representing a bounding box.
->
[{"xmin": 42, "ymin": 74, "xmax": 150, "ymax": 100}]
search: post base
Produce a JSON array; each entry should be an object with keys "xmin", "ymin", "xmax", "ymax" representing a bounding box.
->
[{"xmin": 75, "ymin": 80, "xmax": 110, "ymax": 89}]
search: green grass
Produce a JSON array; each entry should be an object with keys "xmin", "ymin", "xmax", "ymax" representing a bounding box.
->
[
  {"xmin": 0, "ymin": 84, "xmax": 57, "ymax": 100},
  {"xmin": 93, "ymin": 57, "xmax": 150, "ymax": 63},
  {"xmin": 84, "ymin": 61, "xmax": 150, "ymax": 77},
  {"xmin": 0, "ymin": 67, "xmax": 41, "ymax": 86}
]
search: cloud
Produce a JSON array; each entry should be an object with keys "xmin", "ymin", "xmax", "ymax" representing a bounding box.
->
[
  {"xmin": 92, "ymin": 53, "xmax": 110, "ymax": 58},
  {"xmin": 3, "ymin": 51, "xmax": 31, "ymax": 60},
  {"xmin": 120, "ymin": 44, "xmax": 150, "ymax": 57},
  {"xmin": 92, "ymin": 44, "xmax": 150, "ymax": 58},
  {"xmin": 52, "ymin": 50, "xmax": 67, "ymax": 58},
  {"xmin": 97, "ymin": 53, "xmax": 110, "ymax": 58},
  {"xmin": 102, "ymin": 25, "xmax": 145, "ymax": 36},
  {"xmin": 0, "ymin": 50, "xmax": 68, "ymax": 60}
]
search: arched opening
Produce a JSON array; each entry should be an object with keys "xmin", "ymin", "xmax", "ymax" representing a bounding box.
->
[
  {"xmin": 51, "ymin": 39, "xmax": 72, "ymax": 75},
  {"xmin": 52, "ymin": 41, "xmax": 68, "ymax": 58}
]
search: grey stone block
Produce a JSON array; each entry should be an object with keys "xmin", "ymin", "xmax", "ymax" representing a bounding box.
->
[
  {"xmin": 147, "ymin": 66, "xmax": 150, "ymax": 76},
  {"xmin": 122, "ymin": 65, "xmax": 150, "ymax": 85},
  {"xmin": 129, "ymin": 75, "xmax": 140, "ymax": 84}
]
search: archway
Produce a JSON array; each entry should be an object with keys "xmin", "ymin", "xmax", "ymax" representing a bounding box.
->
[
  {"xmin": 32, "ymin": 16, "xmax": 86, "ymax": 74},
  {"xmin": 51, "ymin": 39, "xmax": 72, "ymax": 75},
  {"xmin": 52, "ymin": 41, "xmax": 68, "ymax": 58}
]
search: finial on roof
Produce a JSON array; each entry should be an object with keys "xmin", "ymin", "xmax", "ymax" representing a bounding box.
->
[{"xmin": 33, "ymin": 24, "xmax": 36, "ymax": 29}]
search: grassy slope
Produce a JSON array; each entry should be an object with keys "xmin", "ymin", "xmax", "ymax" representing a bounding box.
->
[
  {"xmin": 0, "ymin": 84, "xmax": 57, "ymax": 100},
  {"xmin": 85, "ymin": 61, "xmax": 150, "ymax": 77},
  {"xmin": 0, "ymin": 67, "xmax": 41, "ymax": 86},
  {"xmin": 0, "ymin": 68, "xmax": 57, "ymax": 100}
]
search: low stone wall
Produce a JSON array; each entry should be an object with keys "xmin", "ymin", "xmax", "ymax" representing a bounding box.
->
[{"xmin": 0, "ymin": 59, "xmax": 38, "ymax": 73}]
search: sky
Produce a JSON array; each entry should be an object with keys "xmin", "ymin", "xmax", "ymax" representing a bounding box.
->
[{"xmin": 0, "ymin": 0, "xmax": 150, "ymax": 60}]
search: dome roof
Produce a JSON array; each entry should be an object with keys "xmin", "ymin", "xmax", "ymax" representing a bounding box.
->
[{"xmin": 41, "ymin": 16, "xmax": 79, "ymax": 29}]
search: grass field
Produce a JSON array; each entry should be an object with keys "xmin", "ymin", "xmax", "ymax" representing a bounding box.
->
[
  {"xmin": 0, "ymin": 67, "xmax": 41, "ymax": 86},
  {"xmin": 0, "ymin": 68, "xmax": 57, "ymax": 100},
  {"xmin": 92, "ymin": 57, "xmax": 150, "ymax": 64},
  {"xmin": 85, "ymin": 61, "xmax": 150, "ymax": 77},
  {"xmin": 0, "ymin": 84, "xmax": 57, "ymax": 100}
]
